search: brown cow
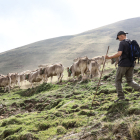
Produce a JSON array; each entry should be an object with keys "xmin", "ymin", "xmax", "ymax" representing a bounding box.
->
[
  {"xmin": 73, "ymin": 56, "xmax": 88, "ymax": 62},
  {"xmin": 0, "ymin": 74, "xmax": 11, "ymax": 92},
  {"xmin": 67, "ymin": 56, "xmax": 91, "ymax": 82},
  {"xmin": 18, "ymin": 74, "xmax": 26, "ymax": 87},
  {"xmin": 92, "ymin": 56, "xmax": 105, "ymax": 65},
  {"xmin": 40, "ymin": 63, "xmax": 64, "ymax": 83},
  {"xmin": 92, "ymin": 55, "xmax": 106, "ymax": 70},
  {"xmin": 88, "ymin": 60, "xmax": 101, "ymax": 78},
  {"xmin": 25, "ymin": 69, "xmax": 43, "ymax": 88},
  {"xmin": 9, "ymin": 73, "xmax": 20, "ymax": 88}
]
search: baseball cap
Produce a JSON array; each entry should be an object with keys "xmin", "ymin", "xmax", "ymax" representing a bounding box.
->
[{"xmin": 116, "ymin": 31, "xmax": 128, "ymax": 40}]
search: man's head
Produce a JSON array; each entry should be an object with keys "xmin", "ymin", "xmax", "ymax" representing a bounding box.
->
[{"xmin": 116, "ymin": 31, "xmax": 128, "ymax": 41}]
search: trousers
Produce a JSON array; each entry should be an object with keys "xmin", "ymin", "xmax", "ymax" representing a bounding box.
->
[{"xmin": 115, "ymin": 66, "xmax": 140, "ymax": 98}]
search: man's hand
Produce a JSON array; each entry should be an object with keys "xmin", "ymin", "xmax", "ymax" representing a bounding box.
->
[
  {"xmin": 105, "ymin": 51, "xmax": 122, "ymax": 59},
  {"xmin": 105, "ymin": 55, "xmax": 110, "ymax": 59}
]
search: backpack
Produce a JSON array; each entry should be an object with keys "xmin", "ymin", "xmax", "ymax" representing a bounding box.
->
[{"xmin": 125, "ymin": 39, "xmax": 140, "ymax": 63}]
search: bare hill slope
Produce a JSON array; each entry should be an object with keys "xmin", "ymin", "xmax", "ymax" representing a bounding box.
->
[{"xmin": 1, "ymin": 17, "xmax": 140, "ymax": 74}]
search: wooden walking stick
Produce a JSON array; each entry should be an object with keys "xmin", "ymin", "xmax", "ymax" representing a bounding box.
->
[
  {"xmin": 91, "ymin": 46, "xmax": 110, "ymax": 106},
  {"xmin": 80, "ymin": 46, "xmax": 110, "ymax": 139}
]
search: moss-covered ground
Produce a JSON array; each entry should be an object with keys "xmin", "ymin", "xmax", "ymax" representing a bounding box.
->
[{"xmin": 0, "ymin": 66, "xmax": 140, "ymax": 140}]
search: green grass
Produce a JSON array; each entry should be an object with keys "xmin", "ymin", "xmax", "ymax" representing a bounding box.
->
[{"xmin": 0, "ymin": 67, "xmax": 140, "ymax": 139}]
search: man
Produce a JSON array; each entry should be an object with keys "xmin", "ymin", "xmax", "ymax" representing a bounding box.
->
[{"xmin": 105, "ymin": 31, "xmax": 140, "ymax": 102}]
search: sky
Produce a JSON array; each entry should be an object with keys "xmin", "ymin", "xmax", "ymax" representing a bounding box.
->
[{"xmin": 0, "ymin": 0, "xmax": 140, "ymax": 53}]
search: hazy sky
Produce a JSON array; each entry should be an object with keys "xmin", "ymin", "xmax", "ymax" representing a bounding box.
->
[{"xmin": 0, "ymin": 0, "xmax": 140, "ymax": 53}]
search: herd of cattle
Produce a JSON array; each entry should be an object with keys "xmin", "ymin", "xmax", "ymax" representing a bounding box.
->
[{"xmin": 0, "ymin": 56, "xmax": 119, "ymax": 93}]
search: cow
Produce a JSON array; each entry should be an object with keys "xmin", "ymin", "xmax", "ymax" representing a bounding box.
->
[
  {"xmin": 9, "ymin": 73, "xmax": 20, "ymax": 88},
  {"xmin": 0, "ymin": 74, "xmax": 5, "ymax": 77},
  {"xmin": 92, "ymin": 56, "xmax": 105, "ymax": 65},
  {"xmin": 88, "ymin": 60, "xmax": 101, "ymax": 78},
  {"xmin": 0, "ymin": 74, "xmax": 11, "ymax": 92},
  {"xmin": 19, "ymin": 70, "xmax": 32, "ymax": 87},
  {"xmin": 73, "ymin": 56, "xmax": 87, "ymax": 62},
  {"xmin": 92, "ymin": 55, "xmax": 111, "ymax": 69},
  {"xmin": 25, "ymin": 69, "xmax": 44, "ymax": 88},
  {"xmin": 67, "ymin": 56, "xmax": 91, "ymax": 82},
  {"xmin": 92, "ymin": 56, "xmax": 105, "ymax": 70},
  {"xmin": 18, "ymin": 73, "xmax": 26, "ymax": 87},
  {"xmin": 40, "ymin": 63, "xmax": 64, "ymax": 83}
]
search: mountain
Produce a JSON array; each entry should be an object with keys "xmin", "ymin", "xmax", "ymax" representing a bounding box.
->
[{"xmin": 1, "ymin": 17, "xmax": 140, "ymax": 74}]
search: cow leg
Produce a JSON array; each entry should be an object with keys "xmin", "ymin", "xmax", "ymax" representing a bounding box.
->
[
  {"xmin": 4, "ymin": 87, "xmax": 6, "ymax": 92},
  {"xmin": 60, "ymin": 73, "xmax": 63, "ymax": 82},
  {"xmin": 8, "ymin": 86, "xmax": 10, "ymax": 93},
  {"xmin": 20, "ymin": 81, "xmax": 23, "ymax": 87},
  {"xmin": 18, "ymin": 80, "xmax": 20, "ymax": 89},
  {"xmin": 90, "ymin": 70, "xmax": 95, "ymax": 79},
  {"xmin": 51, "ymin": 76, "xmax": 53, "ymax": 83},
  {"xmin": 72, "ymin": 73, "xmax": 76, "ymax": 81},
  {"xmin": 45, "ymin": 75, "xmax": 48, "ymax": 83},
  {"xmin": 30, "ymin": 82, "xmax": 33, "ymax": 88},
  {"xmin": 57, "ymin": 74, "xmax": 61, "ymax": 83},
  {"xmin": 43, "ymin": 75, "xmax": 46, "ymax": 83},
  {"xmin": 12, "ymin": 83, "xmax": 15, "ymax": 89},
  {"xmin": 79, "ymin": 71, "xmax": 84, "ymax": 83},
  {"xmin": 88, "ymin": 70, "xmax": 92, "ymax": 79}
]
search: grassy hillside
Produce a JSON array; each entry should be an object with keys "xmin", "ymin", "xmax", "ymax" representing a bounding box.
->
[
  {"xmin": 0, "ymin": 65, "xmax": 140, "ymax": 140},
  {"xmin": 1, "ymin": 17, "xmax": 140, "ymax": 74}
]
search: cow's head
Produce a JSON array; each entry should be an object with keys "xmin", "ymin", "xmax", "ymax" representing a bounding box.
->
[
  {"xmin": 25, "ymin": 74, "xmax": 29, "ymax": 80},
  {"xmin": 67, "ymin": 67, "xmax": 72, "ymax": 77},
  {"xmin": 73, "ymin": 58, "xmax": 79, "ymax": 62},
  {"xmin": 39, "ymin": 68, "xmax": 45, "ymax": 75},
  {"xmin": 111, "ymin": 58, "xmax": 116, "ymax": 64},
  {"xmin": 87, "ymin": 58, "xmax": 92, "ymax": 65}
]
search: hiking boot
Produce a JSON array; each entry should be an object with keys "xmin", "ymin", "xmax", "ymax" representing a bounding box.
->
[{"xmin": 114, "ymin": 98, "xmax": 129, "ymax": 103}]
